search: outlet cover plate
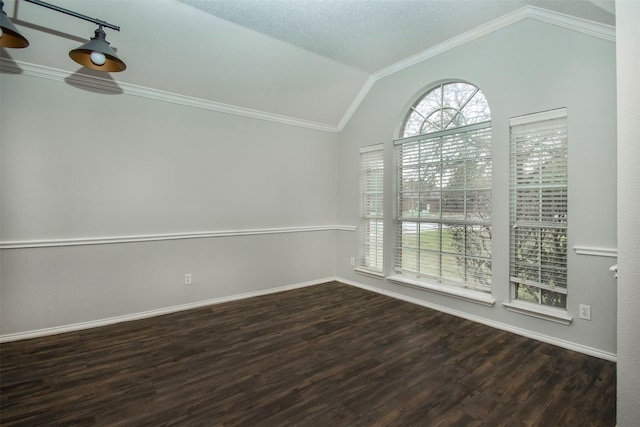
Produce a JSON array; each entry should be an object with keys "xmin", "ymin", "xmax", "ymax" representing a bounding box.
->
[{"xmin": 579, "ymin": 304, "xmax": 591, "ymax": 320}]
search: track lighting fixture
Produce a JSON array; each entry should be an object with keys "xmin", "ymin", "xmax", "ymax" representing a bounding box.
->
[
  {"xmin": 0, "ymin": 0, "xmax": 125, "ymax": 72},
  {"xmin": 68, "ymin": 25, "xmax": 126, "ymax": 72},
  {"xmin": 0, "ymin": 1, "xmax": 29, "ymax": 47}
]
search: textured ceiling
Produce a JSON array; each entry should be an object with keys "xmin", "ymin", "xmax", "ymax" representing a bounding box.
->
[{"xmin": 180, "ymin": 0, "xmax": 615, "ymax": 73}]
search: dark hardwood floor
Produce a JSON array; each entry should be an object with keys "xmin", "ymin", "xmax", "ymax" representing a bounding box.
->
[{"xmin": 1, "ymin": 281, "xmax": 615, "ymax": 426}]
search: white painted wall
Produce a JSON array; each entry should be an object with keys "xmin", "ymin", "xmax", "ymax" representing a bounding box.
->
[
  {"xmin": 0, "ymin": 71, "xmax": 338, "ymax": 336},
  {"xmin": 337, "ymin": 19, "xmax": 618, "ymax": 356},
  {"xmin": 616, "ymin": 0, "xmax": 640, "ymax": 424}
]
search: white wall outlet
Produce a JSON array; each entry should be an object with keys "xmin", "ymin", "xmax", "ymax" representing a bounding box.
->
[
  {"xmin": 350, "ymin": 257, "xmax": 355, "ymax": 266},
  {"xmin": 184, "ymin": 273, "xmax": 192, "ymax": 285},
  {"xmin": 579, "ymin": 304, "xmax": 591, "ymax": 320}
]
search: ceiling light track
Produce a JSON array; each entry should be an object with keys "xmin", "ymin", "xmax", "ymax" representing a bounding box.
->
[
  {"xmin": 0, "ymin": 0, "xmax": 126, "ymax": 72},
  {"xmin": 24, "ymin": 0, "xmax": 120, "ymax": 31}
]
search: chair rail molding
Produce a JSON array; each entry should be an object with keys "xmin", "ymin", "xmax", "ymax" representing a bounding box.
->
[{"xmin": 0, "ymin": 225, "xmax": 357, "ymax": 250}]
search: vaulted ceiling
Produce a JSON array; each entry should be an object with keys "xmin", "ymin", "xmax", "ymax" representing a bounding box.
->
[
  {"xmin": 1, "ymin": 0, "xmax": 615, "ymax": 130},
  {"xmin": 181, "ymin": 0, "xmax": 615, "ymax": 74}
]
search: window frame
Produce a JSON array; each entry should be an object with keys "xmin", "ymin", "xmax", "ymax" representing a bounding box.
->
[
  {"xmin": 357, "ymin": 144, "xmax": 384, "ymax": 277},
  {"xmin": 391, "ymin": 81, "xmax": 493, "ymax": 300},
  {"xmin": 504, "ymin": 107, "xmax": 572, "ymax": 324}
]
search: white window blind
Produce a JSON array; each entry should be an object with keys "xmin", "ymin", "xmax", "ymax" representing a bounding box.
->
[
  {"xmin": 509, "ymin": 108, "xmax": 568, "ymax": 309},
  {"xmin": 394, "ymin": 123, "xmax": 492, "ymax": 292},
  {"xmin": 359, "ymin": 145, "xmax": 384, "ymax": 273}
]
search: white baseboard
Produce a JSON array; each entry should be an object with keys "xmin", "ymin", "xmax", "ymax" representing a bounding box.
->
[
  {"xmin": 0, "ymin": 277, "xmax": 334, "ymax": 343},
  {"xmin": 1, "ymin": 275, "xmax": 618, "ymax": 362},
  {"xmin": 337, "ymin": 276, "xmax": 617, "ymax": 362}
]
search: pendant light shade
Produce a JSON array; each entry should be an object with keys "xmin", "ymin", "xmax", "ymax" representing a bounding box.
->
[
  {"xmin": 69, "ymin": 26, "xmax": 126, "ymax": 72},
  {"xmin": 0, "ymin": 2, "xmax": 30, "ymax": 48},
  {"xmin": 2, "ymin": 0, "xmax": 126, "ymax": 72}
]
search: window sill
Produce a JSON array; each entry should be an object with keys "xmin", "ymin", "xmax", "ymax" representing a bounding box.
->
[
  {"xmin": 355, "ymin": 268, "xmax": 385, "ymax": 279},
  {"xmin": 503, "ymin": 301, "xmax": 573, "ymax": 325},
  {"xmin": 387, "ymin": 275, "xmax": 495, "ymax": 307}
]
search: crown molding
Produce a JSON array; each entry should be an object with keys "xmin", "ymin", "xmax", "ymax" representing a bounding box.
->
[
  {"xmin": 372, "ymin": 6, "xmax": 615, "ymax": 82},
  {"xmin": 337, "ymin": 75, "xmax": 376, "ymax": 131},
  {"xmin": 372, "ymin": 6, "xmax": 529, "ymax": 81},
  {"xmin": 2, "ymin": 5, "xmax": 615, "ymax": 134},
  {"xmin": 0, "ymin": 59, "xmax": 339, "ymax": 134},
  {"xmin": 337, "ymin": 6, "xmax": 616, "ymax": 130},
  {"xmin": 527, "ymin": 5, "xmax": 615, "ymax": 42}
]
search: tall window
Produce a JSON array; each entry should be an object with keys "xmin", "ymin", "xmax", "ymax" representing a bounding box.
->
[
  {"xmin": 394, "ymin": 82, "xmax": 492, "ymax": 292},
  {"xmin": 509, "ymin": 108, "xmax": 568, "ymax": 309},
  {"xmin": 358, "ymin": 144, "xmax": 384, "ymax": 274}
]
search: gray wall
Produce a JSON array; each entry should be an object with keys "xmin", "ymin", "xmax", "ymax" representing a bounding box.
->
[
  {"xmin": 616, "ymin": 0, "xmax": 640, "ymax": 424},
  {"xmin": 0, "ymin": 72, "xmax": 338, "ymax": 335},
  {"xmin": 0, "ymin": 15, "xmax": 620, "ymax": 362},
  {"xmin": 337, "ymin": 19, "xmax": 617, "ymax": 356},
  {"xmin": 1, "ymin": 7, "xmax": 634, "ymax": 422}
]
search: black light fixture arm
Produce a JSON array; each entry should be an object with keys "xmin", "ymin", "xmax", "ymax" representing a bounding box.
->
[{"xmin": 23, "ymin": 0, "xmax": 120, "ymax": 31}]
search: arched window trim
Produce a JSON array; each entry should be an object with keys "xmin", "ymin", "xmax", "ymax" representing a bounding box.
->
[
  {"xmin": 400, "ymin": 81, "xmax": 491, "ymax": 139},
  {"xmin": 393, "ymin": 81, "xmax": 493, "ymax": 295}
]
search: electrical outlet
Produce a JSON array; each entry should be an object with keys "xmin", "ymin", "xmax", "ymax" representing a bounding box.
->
[
  {"xmin": 184, "ymin": 273, "xmax": 192, "ymax": 285},
  {"xmin": 350, "ymin": 257, "xmax": 355, "ymax": 266},
  {"xmin": 579, "ymin": 304, "xmax": 591, "ymax": 320}
]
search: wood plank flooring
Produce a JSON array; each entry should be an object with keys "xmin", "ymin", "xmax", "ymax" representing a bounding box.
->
[{"xmin": 0, "ymin": 282, "xmax": 616, "ymax": 426}]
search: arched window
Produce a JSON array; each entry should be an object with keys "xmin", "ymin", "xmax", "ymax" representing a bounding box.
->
[
  {"xmin": 394, "ymin": 82, "xmax": 492, "ymax": 293},
  {"xmin": 402, "ymin": 81, "xmax": 491, "ymax": 137}
]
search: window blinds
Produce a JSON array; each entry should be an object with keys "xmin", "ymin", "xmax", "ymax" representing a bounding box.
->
[
  {"xmin": 509, "ymin": 108, "xmax": 568, "ymax": 309},
  {"xmin": 359, "ymin": 145, "xmax": 384, "ymax": 273},
  {"xmin": 394, "ymin": 123, "xmax": 492, "ymax": 292}
]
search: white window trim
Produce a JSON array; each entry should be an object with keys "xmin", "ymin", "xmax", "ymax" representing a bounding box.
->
[
  {"xmin": 502, "ymin": 300, "xmax": 573, "ymax": 325},
  {"xmin": 509, "ymin": 108, "xmax": 566, "ymax": 126},
  {"xmin": 354, "ymin": 267, "xmax": 385, "ymax": 279},
  {"xmin": 388, "ymin": 274, "xmax": 496, "ymax": 307},
  {"xmin": 360, "ymin": 144, "xmax": 384, "ymax": 154},
  {"xmin": 393, "ymin": 122, "xmax": 493, "ymax": 291},
  {"xmin": 358, "ymin": 144, "xmax": 384, "ymax": 274},
  {"xmin": 509, "ymin": 107, "xmax": 569, "ymax": 312}
]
